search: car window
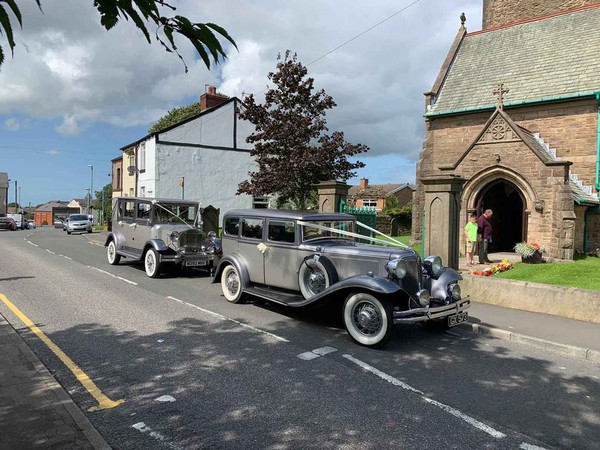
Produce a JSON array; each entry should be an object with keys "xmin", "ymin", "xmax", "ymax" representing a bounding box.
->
[
  {"xmin": 302, "ymin": 220, "xmax": 355, "ymax": 241},
  {"xmin": 224, "ymin": 217, "xmax": 239, "ymax": 236},
  {"xmin": 137, "ymin": 202, "xmax": 151, "ymax": 221},
  {"xmin": 69, "ymin": 215, "xmax": 88, "ymax": 221},
  {"xmin": 121, "ymin": 201, "xmax": 135, "ymax": 220},
  {"xmin": 267, "ymin": 220, "xmax": 296, "ymax": 243},
  {"xmin": 241, "ymin": 218, "xmax": 263, "ymax": 240},
  {"xmin": 154, "ymin": 203, "xmax": 197, "ymax": 224}
]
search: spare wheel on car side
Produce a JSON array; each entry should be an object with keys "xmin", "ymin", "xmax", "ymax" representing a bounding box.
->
[{"xmin": 298, "ymin": 255, "xmax": 338, "ymax": 299}]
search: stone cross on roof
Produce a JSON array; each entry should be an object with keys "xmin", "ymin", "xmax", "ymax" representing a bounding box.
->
[{"xmin": 493, "ymin": 83, "xmax": 509, "ymax": 109}]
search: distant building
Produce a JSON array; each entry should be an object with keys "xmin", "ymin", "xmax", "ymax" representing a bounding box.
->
[
  {"xmin": 33, "ymin": 201, "xmax": 76, "ymax": 227},
  {"xmin": 0, "ymin": 172, "xmax": 8, "ymax": 215},
  {"xmin": 348, "ymin": 178, "xmax": 413, "ymax": 211}
]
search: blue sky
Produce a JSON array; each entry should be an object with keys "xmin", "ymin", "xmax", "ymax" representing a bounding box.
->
[{"xmin": 0, "ymin": 0, "xmax": 482, "ymax": 207}]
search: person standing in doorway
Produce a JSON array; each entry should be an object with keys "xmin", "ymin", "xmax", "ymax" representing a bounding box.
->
[
  {"xmin": 464, "ymin": 213, "xmax": 478, "ymax": 266},
  {"xmin": 477, "ymin": 209, "xmax": 494, "ymax": 264}
]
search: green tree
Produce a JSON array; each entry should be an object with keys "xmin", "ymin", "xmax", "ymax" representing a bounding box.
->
[
  {"xmin": 237, "ymin": 51, "xmax": 367, "ymax": 210},
  {"xmin": 0, "ymin": 0, "xmax": 236, "ymax": 71},
  {"xmin": 94, "ymin": 183, "xmax": 113, "ymax": 222}
]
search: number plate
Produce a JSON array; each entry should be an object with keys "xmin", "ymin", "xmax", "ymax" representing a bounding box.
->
[
  {"xmin": 448, "ymin": 311, "xmax": 468, "ymax": 327},
  {"xmin": 185, "ymin": 260, "xmax": 207, "ymax": 267}
]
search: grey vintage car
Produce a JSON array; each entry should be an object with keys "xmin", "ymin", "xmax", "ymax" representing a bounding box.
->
[
  {"xmin": 213, "ymin": 209, "xmax": 469, "ymax": 348},
  {"xmin": 105, "ymin": 197, "xmax": 220, "ymax": 278}
]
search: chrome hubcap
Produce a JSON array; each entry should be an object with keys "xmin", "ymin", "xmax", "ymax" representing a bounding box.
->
[
  {"xmin": 226, "ymin": 271, "xmax": 239, "ymax": 295},
  {"xmin": 353, "ymin": 302, "xmax": 382, "ymax": 336},
  {"xmin": 146, "ymin": 253, "xmax": 155, "ymax": 273},
  {"xmin": 306, "ymin": 269, "xmax": 325, "ymax": 295}
]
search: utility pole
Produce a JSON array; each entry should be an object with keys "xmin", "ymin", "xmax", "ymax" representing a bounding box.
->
[{"xmin": 14, "ymin": 180, "xmax": 17, "ymax": 213}]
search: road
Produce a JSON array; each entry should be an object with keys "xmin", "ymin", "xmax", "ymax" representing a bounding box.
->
[{"xmin": 1, "ymin": 227, "xmax": 599, "ymax": 449}]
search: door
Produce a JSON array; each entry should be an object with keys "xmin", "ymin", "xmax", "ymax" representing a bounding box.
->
[
  {"xmin": 263, "ymin": 219, "xmax": 300, "ymax": 290},
  {"xmin": 239, "ymin": 217, "xmax": 265, "ymax": 284}
]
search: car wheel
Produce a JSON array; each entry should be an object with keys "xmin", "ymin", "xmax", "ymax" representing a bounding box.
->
[
  {"xmin": 67, "ymin": 230, "xmax": 71, "ymax": 235},
  {"xmin": 107, "ymin": 241, "xmax": 121, "ymax": 265},
  {"xmin": 88, "ymin": 230, "xmax": 92, "ymax": 233},
  {"xmin": 298, "ymin": 256, "xmax": 338, "ymax": 299},
  {"xmin": 144, "ymin": 248, "xmax": 160, "ymax": 278},
  {"xmin": 343, "ymin": 293, "xmax": 394, "ymax": 348},
  {"xmin": 221, "ymin": 264, "xmax": 243, "ymax": 303}
]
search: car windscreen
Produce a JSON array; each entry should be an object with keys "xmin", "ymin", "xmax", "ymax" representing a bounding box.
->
[
  {"xmin": 70, "ymin": 215, "xmax": 88, "ymax": 221},
  {"xmin": 154, "ymin": 203, "xmax": 198, "ymax": 224},
  {"xmin": 302, "ymin": 220, "xmax": 355, "ymax": 242}
]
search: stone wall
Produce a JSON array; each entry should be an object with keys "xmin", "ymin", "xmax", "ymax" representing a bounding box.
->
[
  {"xmin": 377, "ymin": 213, "xmax": 411, "ymax": 236},
  {"xmin": 482, "ymin": 0, "xmax": 597, "ymax": 29}
]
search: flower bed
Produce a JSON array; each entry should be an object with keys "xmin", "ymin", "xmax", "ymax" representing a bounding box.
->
[{"xmin": 470, "ymin": 259, "xmax": 514, "ymax": 276}]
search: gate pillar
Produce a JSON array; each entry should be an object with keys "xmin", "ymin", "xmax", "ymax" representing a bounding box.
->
[
  {"xmin": 315, "ymin": 180, "xmax": 350, "ymax": 213},
  {"xmin": 421, "ymin": 175, "xmax": 465, "ymax": 269}
]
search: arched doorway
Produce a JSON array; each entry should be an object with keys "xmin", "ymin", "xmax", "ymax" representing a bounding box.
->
[{"xmin": 477, "ymin": 180, "xmax": 525, "ymax": 252}]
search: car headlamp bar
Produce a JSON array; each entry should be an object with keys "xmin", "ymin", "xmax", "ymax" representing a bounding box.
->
[{"xmin": 297, "ymin": 221, "xmax": 406, "ymax": 248}]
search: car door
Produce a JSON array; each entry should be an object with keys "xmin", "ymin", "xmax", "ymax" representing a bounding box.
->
[
  {"xmin": 115, "ymin": 199, "xmax": 137, "ymax": 255},
  {"xmin": 130, "ymin": 200, "xmax": 152, "ymax": 254},
  {"xmin": 239, "ymin": 217, "xmax": 265, "ymax": 284},
  {"xmin": 263, "ymin": 219, "xmax": 300, "ymax": 290}
]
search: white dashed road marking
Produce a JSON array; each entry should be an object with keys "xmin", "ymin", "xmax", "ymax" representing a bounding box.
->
[
  {"xmin": 298, "ymin": 346, "xmax": 337, "ymax": 360},
  {"xmin": 28, "ymin": 241, "xmax": 39, "ymax": 247},
  {"xmin": 343, "ymin": 354, "xmax": 507, "ymax": 439},
  {"xmin": 131, "ymin": 422, "xmax": 182, "ymax": 450},
  {"xmin": 89, "ymin": 266, "xmax": 138, "ymax": 286},
  {"xmin": 166, "ymin": 296, "xmax": 289, "ymax": 342}
]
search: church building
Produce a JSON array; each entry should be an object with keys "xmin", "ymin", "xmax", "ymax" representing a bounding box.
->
[{"xmin": 412, "ymin": 0, "xmax": 600, "ymax": 267}]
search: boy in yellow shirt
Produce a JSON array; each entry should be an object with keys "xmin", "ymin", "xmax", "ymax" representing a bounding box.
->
[{"xmin": 464, "ymin": 213, "xmax": 478, "ymax": 266}]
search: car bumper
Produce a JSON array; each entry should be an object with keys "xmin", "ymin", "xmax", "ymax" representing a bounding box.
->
[
  {"xmin": 393, "ymin": 297, "xmax": 471, "ymax": 324},
  {"xmin": 159, "ymin": 253, "xmax": 217, "ymax": 268},
  {"xmin": 69, "ymin": 226, "xmax": 92, "ymax": 231}
]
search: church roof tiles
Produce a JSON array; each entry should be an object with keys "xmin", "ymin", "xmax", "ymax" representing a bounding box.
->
[{"xmin": 427, "ymin": 6, "xmax": 600, "ymax": 116}]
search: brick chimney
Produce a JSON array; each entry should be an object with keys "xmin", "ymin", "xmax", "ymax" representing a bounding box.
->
[
  {"xmin": 200, "ymin": 85, "xmax": 228, "ymax": 111},
  {"xmin": 360, "ymin": 178, "xmax": 368, "ymax": 189}
]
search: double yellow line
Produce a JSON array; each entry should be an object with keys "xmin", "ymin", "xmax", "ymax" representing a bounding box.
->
[{"xmin": 0, "ymin": 292, "xmax": 124, "ymax": 412}]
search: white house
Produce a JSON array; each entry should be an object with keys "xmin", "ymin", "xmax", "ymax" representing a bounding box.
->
[{"xmin": 121, "ymin": 88, "xmax": 258, "ymax": 213}]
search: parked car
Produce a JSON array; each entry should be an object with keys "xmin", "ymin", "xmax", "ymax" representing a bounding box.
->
[
  {"xmin": 65, "ymin": 214, "xmax": 92, "ymax": 234},
  {"xmin": 0, "ymin": 217, "xmax": 17, "ymax": 231},
  {"xmin": 28, "ymin": 220, "xmax": 36, "ymax": 229},
  {"xmin": 105, "ymin": 197, "xmax": 221, "ymax": 278},
  {"xmin": 213, "ymin": 209, "xmax": 470, "ymax": 348}
]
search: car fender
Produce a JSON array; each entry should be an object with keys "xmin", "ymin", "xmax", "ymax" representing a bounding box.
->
[
  {"xmin": 423, "ymin": 267, "xmax": 462, "ymax": 300},
  {"xmin": 145, "ymin": 239, "xmax": 169, "ymax": 253},
  {"xmin": 104, "ymin": 232, "xmax": 120, "ymax": 247},
  {"xmin": 212, "ymin": 254, "xmax": 251, "ymax": 288},
  {"xmin": 296, "ymin": 274, "xmax": 409, "ymax": 308}
]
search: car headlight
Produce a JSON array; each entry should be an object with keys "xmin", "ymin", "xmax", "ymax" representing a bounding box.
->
[
  {"xmin": 416, "ymin": 289, "xmax": 430, "ymax": 307},
  {"xmin": 423, "ymin": 255, "xmax": 443, "ymax": 277},
  {"xmin": 170, "ymin": 231, "xmax": 180, "ymax": 243},
  {"xmin": 385, "ymin": 258, "xmax": 407, "ymax": 279},
  {"xmin": 448, "ymin": 283, "xmax": 461, "ymax": 300}
]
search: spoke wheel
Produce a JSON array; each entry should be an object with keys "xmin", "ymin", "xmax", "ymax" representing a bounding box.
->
[
  {"xmin": 343, "ymin": 293, "xmax": 393, "ymax": 348},
  {"xmin": 107, "ymin": 241, "xmax": 121, "ymax": 265},
  {"xmin": 221, "ymin": 265, "xmax": 243, "ymax": 303},
  {"xmin": 144, "ymin": 248, "xmax": 160, "ymax": 278}
]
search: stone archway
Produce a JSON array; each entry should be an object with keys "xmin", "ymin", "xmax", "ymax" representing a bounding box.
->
[
  {"xmin": 462, "ymin": 167, "xmax": 538, "ymax": 254},
  {"xmin": 476, "ymin": 180, "xmax": 525, "ymax": 252}
]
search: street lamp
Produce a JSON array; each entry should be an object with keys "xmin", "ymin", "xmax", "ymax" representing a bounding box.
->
[
  {"xmin": 88, "ymin": 165, "xmax": 94, "ymax": 220},
  {"xmin": 18, "ymin": 185, "xmax": 22, "ymax": 213}
]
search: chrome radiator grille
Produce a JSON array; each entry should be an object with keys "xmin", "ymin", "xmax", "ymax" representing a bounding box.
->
[
  {"xmin": 403, "ymin": 258, "xmax": 421, "ymax": 294},
  {"xmin": 179, "ymin": 230, "xmax": 203, "ymax": 251}
]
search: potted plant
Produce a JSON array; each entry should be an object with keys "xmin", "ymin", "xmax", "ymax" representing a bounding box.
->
[{"xmin": 514, "ymin": 242, "xmax": 546, "ymax": 263}]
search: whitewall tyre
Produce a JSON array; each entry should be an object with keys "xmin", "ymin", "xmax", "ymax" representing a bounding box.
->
[
  {"xmin": 107, "ymin": 241, "xmax": 121, "ymax": 265},
  {"xmin": 343, "ymin": 293, "xmax": 394, "ymax": 348},
  {"xmin": 221, "ymin": 265, "xmax": 243, "ymax": 303},
  {"xmin": 144, "ymin": 248, "xmax": 160, "ymax": 278}
]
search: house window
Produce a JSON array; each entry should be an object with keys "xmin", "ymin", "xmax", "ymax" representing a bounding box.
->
[
  {"xmin": 139, "ymin": 142, "xmax": 146, "ymax": 172},
  {"xmin": 362, "ymin": 198, "xmax": 377, "ymax": 208},
  {"xmin": 140, "ymin": 186, "xmax": 146, "ymax": 197},
  {"xmin": 116, "ymin": 168, "xmax": 121, "ymax": 190},
  {"xmin": 253, "ymin": 196, "xmax": 269, "ymax": 209}
]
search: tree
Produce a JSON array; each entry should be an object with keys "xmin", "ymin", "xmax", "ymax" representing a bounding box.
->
[
  {"xmin": 94, "ymin": 183, "xmax": 113, "ymax": 222},
  {"xmin": 237, "ymin": 51, "xmax": 367, "ymax": 210},
  {"xmin": 0, "ymin": 0, "xmax": 236, "ymax": 71}
]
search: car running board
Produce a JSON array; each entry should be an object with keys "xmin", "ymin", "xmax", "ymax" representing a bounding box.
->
[{"xmin": 244, "ymin": 286, "xmax": 307, "ymax": 307}]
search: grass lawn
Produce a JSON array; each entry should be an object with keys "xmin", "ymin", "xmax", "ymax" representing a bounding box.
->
[{"xmin": 495, "ymin": 255, "xmax": 600, "ymax": 291}]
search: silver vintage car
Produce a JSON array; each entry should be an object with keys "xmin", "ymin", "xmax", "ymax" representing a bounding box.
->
[
  {"xmin": 105, "ymin": 197, "xmax": 221, "ymax": 278},
  {"xmin": 213, "ymin": 209, "xmax": 469, "ymax": 348}
]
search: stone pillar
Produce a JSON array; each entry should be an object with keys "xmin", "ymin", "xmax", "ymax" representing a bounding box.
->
[
  {"xmin": 421, "ymin": 175, "xmax": 465, "ymax": 269},
  {"xmin": 315, "ymin": 180, "xmax": 350, "ymax": 213}
]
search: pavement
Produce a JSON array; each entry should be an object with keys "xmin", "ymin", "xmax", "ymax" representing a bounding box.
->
[{"xmin": 1, "ymin": 249, "xmax": 599, "ymax": 449}]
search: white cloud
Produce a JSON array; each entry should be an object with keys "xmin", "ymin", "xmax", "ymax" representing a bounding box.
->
[
  {"xmin": 5, "ymin": 118, "xmax": 21, "ymax": 131},
  {"xmin": 45, "ymin": 150, "xmax": 63, "ymax": 156},
  {"xmin": 0, "ymin": 0, "xmax": 483, "ymax": 168}
]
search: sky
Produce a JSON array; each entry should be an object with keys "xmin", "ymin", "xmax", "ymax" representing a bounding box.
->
[{"xmin": 0, "ymin": 0, "xmax": 483, "ymax": 207}]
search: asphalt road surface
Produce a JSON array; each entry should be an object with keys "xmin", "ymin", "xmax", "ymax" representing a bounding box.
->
[{"xmin": 1, "ymin": 227, "xmax": 599, "ymax": 449}]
